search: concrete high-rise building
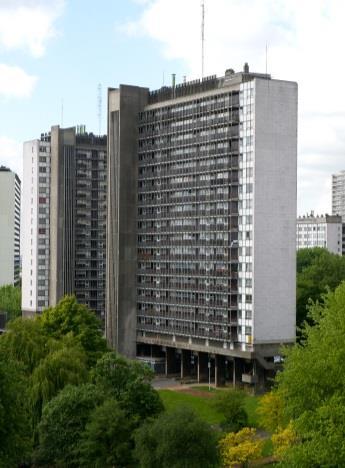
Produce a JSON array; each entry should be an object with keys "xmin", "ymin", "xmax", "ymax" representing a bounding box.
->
[
  {"xmin": 332, "ymin": 171, "xmax": 345, "ymax": 220},
  {"xmin": 106, "ymin": 65, "xmax": 298, "ymax": 386},
  {"xmin": 0, "ymin": 166, "xmax": 21, "ymax": 286},
  {"xmin": 22, "ymin": 127, "xmax": 107, "ymax": 319},
  {"xmin": 297, "ymin": 213, "xmax": 342, "ymax": 254}
]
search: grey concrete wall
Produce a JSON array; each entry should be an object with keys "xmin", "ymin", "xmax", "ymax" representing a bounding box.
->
[
  {"xmin": 49, "ymin": 126, "xmax": 76, "ymax": 305},
  {"xmin": 253, "ymin": 79, "xmax": 297, "ymax": 345},
  {"xmin": 106, "ymin": 85, "xmax": 149, "ymax": 358}
]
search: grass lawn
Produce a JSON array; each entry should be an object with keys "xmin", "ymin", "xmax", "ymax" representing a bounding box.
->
[{"xmin": 158, "ymin": 388, "xmax": 260, "ymax": 428}]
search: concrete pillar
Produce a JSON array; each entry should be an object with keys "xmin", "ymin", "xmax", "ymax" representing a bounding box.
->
[
  {"xmin": 180, "ymin": 349, "xmax": 192, "ymax": 380},
  {"xmin": 215, "ymin": 354, "xmax": 226, "ymax": 387},
  {"xmin": 165, "ymin": 347, "xmax": 176, "ymax": 376},
  {"xmin": 232, "ymin": 357, "xmax": 242, "ymax": 388},
  {"xmin": 197, "ymin": 351, "xmax": 209, "ymax": 383}
]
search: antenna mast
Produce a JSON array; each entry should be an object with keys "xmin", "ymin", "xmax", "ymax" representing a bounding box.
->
[
  {"xmin": 97, "ymin": 83, "xmax": 102, "ymax": 135},
  {"xmin": 201, "ymin": 0, "xmax": 205, "ymax": 79}
]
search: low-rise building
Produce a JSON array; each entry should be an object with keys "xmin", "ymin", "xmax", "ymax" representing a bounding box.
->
[{"xmin": 297, "ymin": 213, "xmax": 342, "ymax": 255}]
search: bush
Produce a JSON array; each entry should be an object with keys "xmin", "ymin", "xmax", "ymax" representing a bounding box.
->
[
  {"xmin": 134, "ymin": 406, "xmax": 219, "ymax": 468},
  {"xmin": 213, "ymin": 389, "xmax": 248, "ymax": 432}
]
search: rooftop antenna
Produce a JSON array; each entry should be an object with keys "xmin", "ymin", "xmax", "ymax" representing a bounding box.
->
[
  {"xmin": 97, "ymin": 83, "xmax": 102, "ymax": 135},
  {"xmin": 265, "ymin": 43, "xmax": 268, "ymax": 75},
  {"xmin": 201, "ymin": 0, "xmax": 205, "ymax": 79},
  {"xmin": 61, "ymin": 98, "xmax": 64, "ymax": 127}
]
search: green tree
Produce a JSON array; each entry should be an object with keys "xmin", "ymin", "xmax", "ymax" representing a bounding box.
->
[
  {"xmin": 92, "ymin": 352, "xmax": 163, "ymax": 421},
  {"xmin": 296, "ymin": 247, "xmax": 326, "ymax": 274},
  {"xmin": 79, "ymin": 399, "xmax": 135, "ymax": 467},
  {"xmin": 35, "ymin": 383, "xmax": 104, "ymax": 467},
  {"xmin": 0, "ymin": 284, "xmax": 21, "ymax": 322},
  {"xmin": 213, "ymin": 389, "xmax": 248, "ymax": 432},
  {"xmin": 0, "ymin": 357, "xmax": 31, "ymax": 467},
  {"xmin": 0, "ymin": 317, "xmax": 51, "ymax": 373},
  {"xmin": 30, "ymin": 340, "xmax": 89, "ymax": 427},
  {"xmin": 134, "ymin": 407, "xmax": 219, "ymax": 468},
  {"xmin": 296, "ymin": 248, "xmax": 345, "ymax": 327},
  {"xmin": 276, "ymin": 282, "xmax": 345, "ymax": 465},
  {"xmin": 40, "ymin": 295, "xmax": 108, "ymax": 365}
]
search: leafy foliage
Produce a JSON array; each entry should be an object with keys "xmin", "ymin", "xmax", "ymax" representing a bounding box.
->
[
  {"xmin": 30, "ymin": 340, "xmax": 88, "ymax": 426},
  {"xmin": 271, "ymin": 422, "xmax": 296, "ymax": 460},
  {"xmin": 92, "ymin": 352, "xmax": 163, "ymax": 422},
  {"xmin": 218, "ymin": 427, "xmax": 264, "ymax": 467},
  {"xmin": 0, "ymin": 284, "xmax": 21, "ymax": 321},
  {"xmin": 213, "ymin": 389, "xmax": 248, "ymax": 432},
  {"xmin": 257, "ymin": 391, "xmax": 285, "ymax": 433},
  {"xmin": 134, "ymin": 406, "xmax": 219, "ymax": 468},
  {"xmin": 0, "ymin": 357, "xmax": 31, "ymax": 466},
  {"xmin": 79, "ymin": 399, "xmax": 135, "ymax": 468},
  {"xmin": 296, "ymin": 247, "xmax": 345, "ymax": 327},
  {"xmin": 35, "ymin": 384, "xmax": 104, "ymax": 467},
  {"xmin": 40, "ymin": 295, "xmax": 108, "ymax": 365},
  {"xmin": 276, "ymin": 282, "xmax": 345, "ymax": 465},
  {"xmin": 0, "ymin": 317, "xmax": 51, "ymax": 373}
]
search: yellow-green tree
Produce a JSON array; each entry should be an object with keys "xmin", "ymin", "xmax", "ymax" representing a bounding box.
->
[
  {"xmin": 218, "ymin": 427, "xmax": 264, "ymax": 467},
  {"xmin": 256, "ymin": 391, "xmax": 285, "ymax": 433},
  {"xmin": 271, "ymin": 422, "xmax": 297, "ymax": 460}
]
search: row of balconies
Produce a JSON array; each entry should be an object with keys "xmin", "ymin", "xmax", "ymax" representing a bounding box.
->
[
  {"xmin": 139, "ymin": 142, "xmax": 238, "ymax": 159},
  {"xmin": 138, "ymin": 179, "xmax": 238, "ymax": 194},
  {"xmin": 138, "ymin": 313, "xmax": 237, "ymax": 326},
  {"xmin": 138, "ymin": 239, "xmax": 237, "ymax": 247},
  {"xmin": 138, "ymin": 164, "xmax": 239, "ymax": 181},
  {"xmin": 138, "ymin": 226, "xmax": 238, "ymax": 235},
  {"xmin": 138, "ymin": 193, "xmax": 238, "ymax": 206},
  {"xmin": 138, "ymin": 210, "xmax": 238, "ymax": 221},
  {"xmin": 137, "ymin": 267, "xmax": 237, "ymax": 276},
  {"xmin": 140, "ymin": 101, "xmax": 240, "ymax": 124},
  {"xmin": 137, "ymin": 297, "xmax": 237, "ymax": 308},
  {"xmin": 137, "ymin": 322, "xmax": 236, "ymax": 341},
  {"xmin": 139, "ymin": 122, "xmax": 240, "ymax": 139}
]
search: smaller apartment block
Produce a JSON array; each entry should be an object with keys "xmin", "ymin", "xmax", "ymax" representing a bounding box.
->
[
  {"xmin": 0, "ymin": 166, "xmax": 21, "ymax": 286},
  {"xmin": 297, "ymin": 213, "xmax": 342, "ymax": 255},
  {"xmin": 22, "ymin": 127, "xmax": 107, "ymax": 320}
]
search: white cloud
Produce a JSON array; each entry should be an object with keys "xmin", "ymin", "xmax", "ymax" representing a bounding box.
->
[
  {"xmin": 0, "ymin": 0, "xmax": 64, "ymax": 57},
  {"xmin": 0, "ymin": 136, "xmax": 22, "ymax": 180},
  {"xmin": 0, "ymin": 64, "xmax": 37, "ymax": 98},
  {"xmin": 123, "ymin": 0, "xmax": 345, "ymax": 214}
]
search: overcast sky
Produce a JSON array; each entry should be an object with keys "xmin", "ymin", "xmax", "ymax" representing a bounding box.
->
[{"xmin": 1, "ymin": 0, "xmax": 344, "ymax": 215}]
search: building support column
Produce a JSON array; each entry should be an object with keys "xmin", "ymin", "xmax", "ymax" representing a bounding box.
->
[
  {"xmin": 215, "ymin": 354, "xmax": 226, "ymax": 387},
  {"xmin": 232, "ymin": 357, "xmax": 242, "ymax": 388},
  {"xmin": 180, "ymin": 349, "xmax": 191, "ymax": 380},
  {"xmin": 165, "ymin": 347, "xmax": 176, "ymax": 376},
  {"xmin": 197, "ymin": 351, "xmax": 209, "ymax": 383}
]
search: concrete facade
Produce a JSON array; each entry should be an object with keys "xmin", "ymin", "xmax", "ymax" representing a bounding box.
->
[
  {"xmin": 106, "ymin": 85, "xmax": 149, "ymax": 357},
  {"xmin": 0, "ymin": 167, "xmax": 20, "ymax": 287},
  {"xmin": 106, "ymin": 67, "xmax": 297, "ymax": 385},
  {"xmin": 22, "ymin": 137, "xmax": 50, "ymax": 314}
]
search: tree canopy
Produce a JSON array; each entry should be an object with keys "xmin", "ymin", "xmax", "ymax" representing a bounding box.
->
[
  {"xmin": 276, "ymin": 282, "xmax": 345, "ymax": 465},
  {"xmin": 134, "ymin": 406, "xmax": 219, "ymax": 468},
  {"xmin": 0, "ymin": 357, "xmax": 31, "ymax": 467},
  {"xmin": 296, "ymin": 247, "xmax": 345, "ymax": 327},
  {"xmin": 0, "ymin": 284, "xmax": 21, "ymax": 322},
  {"xmin": 39, "ymin": 295, "xmax": 108, "ymax": 365}
]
